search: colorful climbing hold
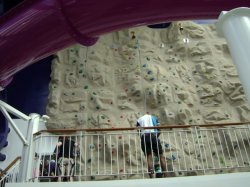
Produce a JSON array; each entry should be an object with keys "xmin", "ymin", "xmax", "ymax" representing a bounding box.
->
[
  {"xmin": 89, "ymin": 144, "xmax": 95, "ymax": 149},
  {"xmin": 112, "ymin": 148, "xmax": 116, "ymax": 154},
  {"xmin": 171, "ymin": 155, "xmax": 176, "ymax": 160}
]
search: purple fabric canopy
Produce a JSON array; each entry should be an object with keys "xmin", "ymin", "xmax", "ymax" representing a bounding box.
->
[{"xmin": 0, "ymin": 0, "xmax": 249, "ymax": 88}]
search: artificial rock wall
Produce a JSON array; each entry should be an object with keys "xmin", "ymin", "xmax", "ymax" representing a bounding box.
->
[
  {"xmin": 45, "ymin": 21, "xmax": 250, "ymax": 178},
  {"xmin": 47, "ymin": 21, "xmax": 250, "ymax": 129}
]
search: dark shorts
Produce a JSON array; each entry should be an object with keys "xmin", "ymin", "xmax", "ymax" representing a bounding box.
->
[{"xmin": 141, "ymin": 134, "xmax": 163, "ymax": 156}]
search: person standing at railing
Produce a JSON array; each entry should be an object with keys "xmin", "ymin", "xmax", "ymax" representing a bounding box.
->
[
  {"xmin": 136, "ymin": 113, "xmax": 167, "ymax": 178},
  {"xmin": 56, "ymin": 136, "xmax": 78, "ymax": 182}
]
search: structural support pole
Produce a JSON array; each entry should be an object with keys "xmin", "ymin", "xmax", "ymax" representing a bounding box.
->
[
  {"xmin": 0, "ymin": 106, "xmax": 29, "ymax": 145},
  {"xmin": 216, "ymin": 7, "xmax": 250, "ymax": 104},
  {"xmin": 0, "ymin": 100, "xmax": 31, "ymax": 120},
  {"xmin": 19, "ymin": 113, "xmax": 40, "ymax": 182}
]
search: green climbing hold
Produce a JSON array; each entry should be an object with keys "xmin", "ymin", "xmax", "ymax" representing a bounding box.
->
[{"xmin": 219, "ymin": 156, "xmax": 225, "ymax": 165}]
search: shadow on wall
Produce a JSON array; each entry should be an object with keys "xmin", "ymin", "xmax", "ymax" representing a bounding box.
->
[{"xmin": 0, "ymin": 55, "xmax": 53, "ymax": 161}]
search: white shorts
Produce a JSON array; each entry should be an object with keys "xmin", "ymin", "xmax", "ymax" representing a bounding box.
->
[{"xmin": 58, "ymin": 157, "xmax": 75, "ymax": 176}]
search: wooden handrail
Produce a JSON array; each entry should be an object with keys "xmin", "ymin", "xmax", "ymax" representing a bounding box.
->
[
  {"xmin": 0, "ymin": 156, "xmax": 21, "ymax": 178},
  {"xmin": 34, "ymin": 121, "xmax": 250, "ymax": 136}
]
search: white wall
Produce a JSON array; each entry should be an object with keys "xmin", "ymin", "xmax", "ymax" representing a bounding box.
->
[
  {"xmin": 7, "ymin": 172, "xmax": 250, "ymax": 187},
  {"xmin": 0, "ymin": 119, "xmax": 29, "ymax": 170},
  {"xmin": 0, "ymin": 119, "xmax": 47, "ymax": 170}
]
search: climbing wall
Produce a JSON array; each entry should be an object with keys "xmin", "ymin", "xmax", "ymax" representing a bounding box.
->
[
  {"xmin": 47, "ymin": 21, "xmax": 250, "ymax": 128},
  {"xmin": 46, "ymin": 21, "xmax": 250, "ymax": 177}
]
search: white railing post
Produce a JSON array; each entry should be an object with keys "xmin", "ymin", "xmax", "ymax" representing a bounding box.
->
[
  {"xmin": 0, "ymin": 106, "xmax": 29, "ymax": 145},
  {"xmin": 19, "ymin": 113, "xmax": 40, "ymax": 182},
  {"xmin": 0, "ymin": 100, "xmax": 31, "ymax": 145},
  {"xmin": 0, "ymin": 100, "xmax": 31, "ymax": 121},
  {"xmin": 194, "ymin": 126, "xmax": 206, "ymax": 175},
  {"xmin": 0, "ymin": 158, "xmax": 21, "ymax": 186}
]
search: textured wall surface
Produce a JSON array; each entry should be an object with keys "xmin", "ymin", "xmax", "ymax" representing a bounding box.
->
[
  {"xmin": 45, "ymin": 21, "xmax": 250, "ymax": 178},
  {"xmin": 47, "ymin": 21, "xmax": 250, "ymax": 129}
]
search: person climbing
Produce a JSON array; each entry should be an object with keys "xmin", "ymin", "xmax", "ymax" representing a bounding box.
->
[{"xmin": 136, "ymin": 113, "xmax": 168, "ymax": 178}]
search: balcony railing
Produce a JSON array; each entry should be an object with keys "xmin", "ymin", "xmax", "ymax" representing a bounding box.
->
[
  {"xmin": 30, "ymin": 123, "xmax": 250, "ymax": 182},
  {"xmin": 1, "ymin": 100, "xmax": 249, "ymax": 186},
  {"xmin": 0, "ymin": 156, "xmax": 21, "ymax": 186}
]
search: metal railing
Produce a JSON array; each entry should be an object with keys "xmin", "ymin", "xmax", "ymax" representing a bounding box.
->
[
  {"xmin": 30, "ymin": 123, "xmax": 250, "ymax": 182},
  {"xmin": 0, "ymin": 100, "xmax": 46, "ymax": 182},
  {"xmin": 1, "ymin": 99, "xmax": 248, "ymax": 183},
  {"xmin": 0, "ymin": 157, "xmax": 21, "ymax": 187}
]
